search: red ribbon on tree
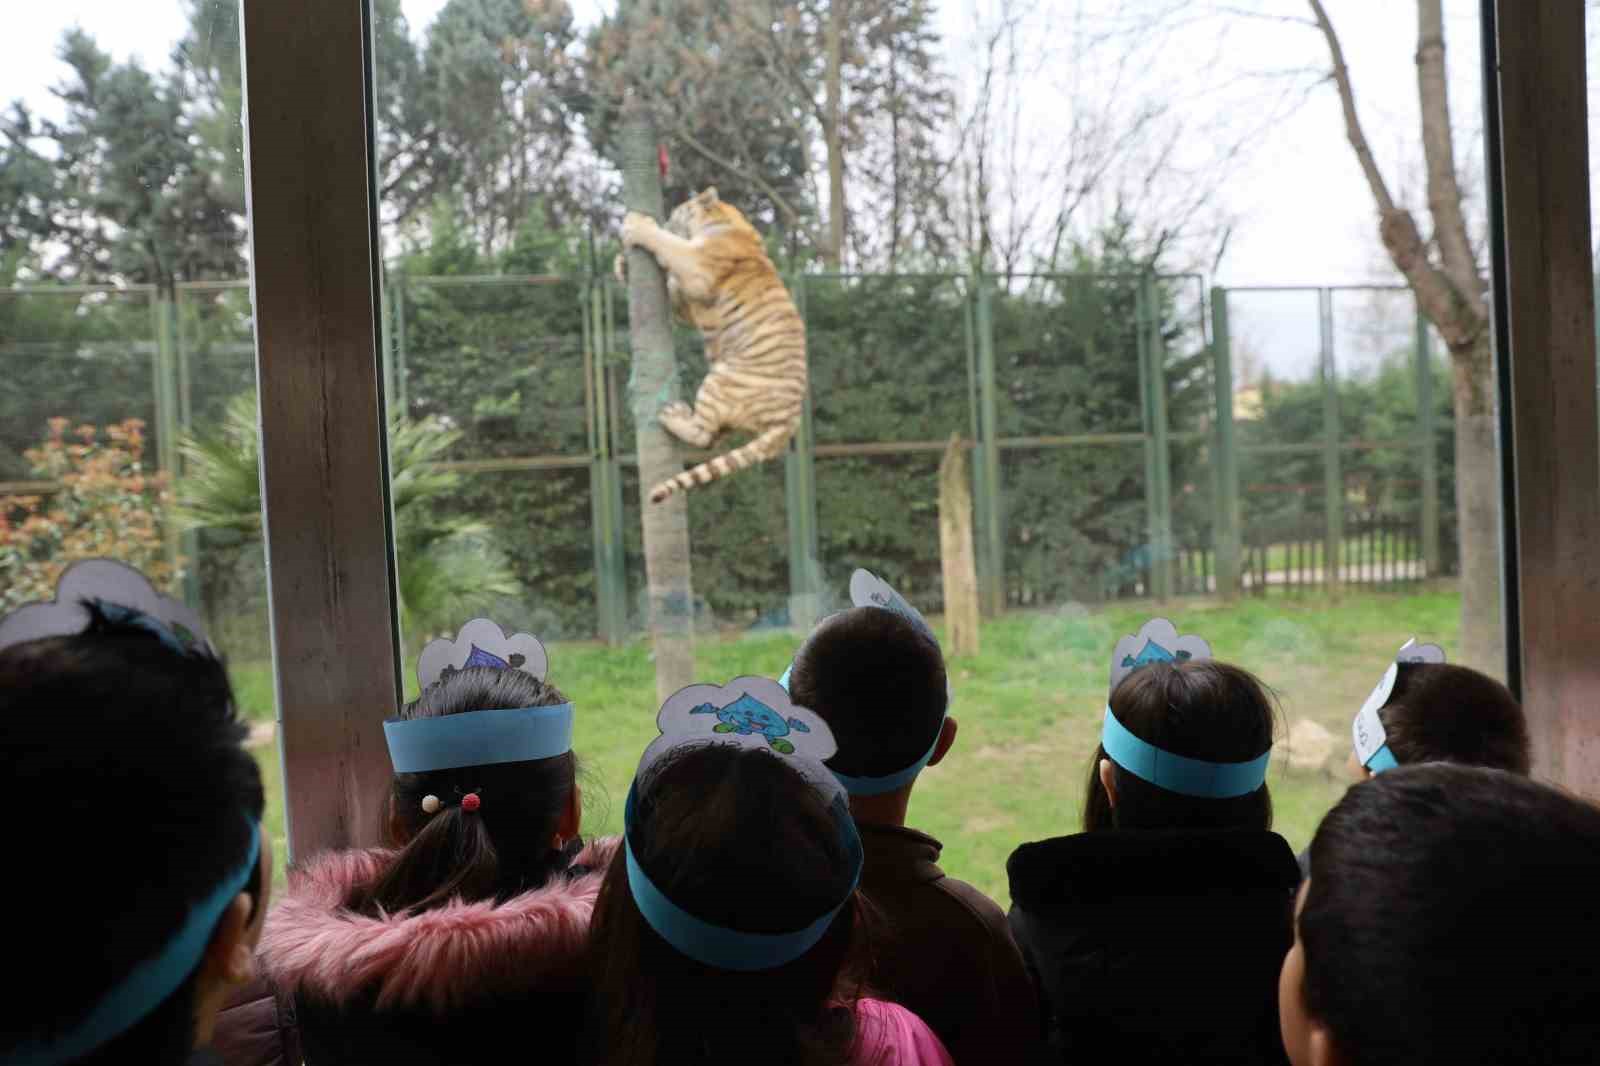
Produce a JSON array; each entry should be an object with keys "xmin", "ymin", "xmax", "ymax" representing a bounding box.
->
[{"xmin": 658, "ymin": 144, "xmax": 669, "ymax": 181}]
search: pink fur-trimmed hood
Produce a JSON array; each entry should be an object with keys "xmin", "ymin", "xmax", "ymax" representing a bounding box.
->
[{"xmin": 258, "ymin": 837, "xmax": 617, "ymax": 1015}]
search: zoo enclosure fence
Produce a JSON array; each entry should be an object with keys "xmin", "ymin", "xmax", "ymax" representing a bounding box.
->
[{"xmin": 0, "ymin": 274, "xmax": 1447, "ymax": 643}]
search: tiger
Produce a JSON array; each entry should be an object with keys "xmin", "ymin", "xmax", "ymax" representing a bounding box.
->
[{"xmin": 617, "ymin": 187, "xmax": 808, "ymax": 504}]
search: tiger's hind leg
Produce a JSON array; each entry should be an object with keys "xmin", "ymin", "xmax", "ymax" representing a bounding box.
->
[
  {"xmin": 658, "ymin": 373, "xmax": 731, "ymax": 449},
  {"xmin": 658, "ymin": 401, "xmax": 716, "ymax": 448}
]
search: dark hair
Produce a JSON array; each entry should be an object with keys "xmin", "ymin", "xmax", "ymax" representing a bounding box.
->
[
  {"xmin": 348, "ymin": 666, "xmax": 578, "ymax": 916},
  {"xmin": 1083, "ymin": 660, "xmax": 1276, "ymax": 832},
  {"xmin": 788, "ymin": 606, "xmax": 947, "ymax": 778},
  {"xmin": 587, "ymin": 744, "xmax": 865, "ymax": 1066},
  {"xmin": 1300, "ymin": 764, "xmax": 1600, "ymax": 1065},
  {"xmin": 0, "ymin": 604, "xmax": 264, "ymax": 1066},
  {"xmin": 1377, "ymin": 663, "xmax": 1529, "ymax": 773}
]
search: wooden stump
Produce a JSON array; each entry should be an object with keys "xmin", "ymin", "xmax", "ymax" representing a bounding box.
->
[{"xmin": 939, "ymin": 433, "xmax": 980, "ymax": 656}]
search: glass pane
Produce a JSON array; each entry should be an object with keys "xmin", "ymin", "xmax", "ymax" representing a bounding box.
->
[
  {"xmin": 0, "ymin": 3, "xmax": 279, "ymax": 878},
  {"xmin": 368, "ymin": 0, "xmax": 1503, "ymax": 900}
]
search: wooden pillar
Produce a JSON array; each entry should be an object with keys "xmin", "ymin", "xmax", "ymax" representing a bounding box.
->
[{"xmin": 1488, "ymin": 0, "xmax": 1600, "ymax": 793}]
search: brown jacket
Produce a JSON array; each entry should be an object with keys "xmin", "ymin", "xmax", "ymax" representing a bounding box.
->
[{"xmin": 856, "ymin": 823, "xmax": 1041, "ymax": 1066}]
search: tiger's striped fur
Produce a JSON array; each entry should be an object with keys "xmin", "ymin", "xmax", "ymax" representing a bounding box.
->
[{"xmin": 618, "ymin": 187, "xmax": 807, "ymax": 504}]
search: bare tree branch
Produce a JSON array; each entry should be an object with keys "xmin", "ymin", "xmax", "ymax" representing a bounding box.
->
[
  {"xmin": 1415, "ymin": 0, "xmax": 1487, "ymax": 321},
  {"xmin": 1306, "ymin": 0, "xmax": 1480, "ymax": 349}
]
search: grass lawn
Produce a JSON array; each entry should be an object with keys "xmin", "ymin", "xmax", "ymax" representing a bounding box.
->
[{"xmin": 243, "ymin": 584, "xmax": 1462, "ymax": 906}]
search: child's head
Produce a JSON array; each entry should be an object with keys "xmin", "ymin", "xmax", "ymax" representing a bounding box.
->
[
  {"xmin": 0, "ymin": 604, "xmax": 267, "ymax": 1065},
  {"xmin": 787, "ymin": 605, "xmax": 952, "ymax": 792},
  {"xmin": 1357, "ymin": 663, "xmax": 1529, "ymax": 776},
  {"xmin": 589, "ymin": 743, "xmax": 864, "ymax": 1065},
  {"xmin": 355, "ymin": 665, "xmax": 580, "ymax": 915},
  {"xmin": 1281, "ymin": 764, "xmax": 1600, "ymax": 1066},
  {"xmin": 1085, "ymin": 660, "xmax": 1276, "ymax": 832}
]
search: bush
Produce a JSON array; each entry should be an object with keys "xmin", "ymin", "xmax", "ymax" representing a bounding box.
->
[{"xmin": 0, "ymin": 417, "xmax": 176, "ymax": 610}]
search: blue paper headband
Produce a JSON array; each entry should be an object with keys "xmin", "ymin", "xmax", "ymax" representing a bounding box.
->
[
  {"xmin": 1101, "ymin": 706, "xmax": 1270, "ymax": 800},
  {"xmin": 6, "ymin": 821, "xmax": 260, "ymax": 1065},
  {"xmin": 623, "ymin": 780, "xmax": 864, "ymax": 971},
  {"xmin": 384, "ymin": 703, "xmax": 574, "ymax": 773},
  {"xmin": 777, "ymin": 662, "xmax": 948, "ymax": 797}
]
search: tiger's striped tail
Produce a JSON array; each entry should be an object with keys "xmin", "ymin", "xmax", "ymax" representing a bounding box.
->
[{"xmin": 649, "ymin": 423, "xmax": 796, "ymax": 504}]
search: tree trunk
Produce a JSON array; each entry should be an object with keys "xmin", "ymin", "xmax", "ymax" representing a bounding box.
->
[
  {"xmin": 1308, "ymin": 0, "xmax": 1502, "ymax": 669},
  {"xmin": 620, "ymin": 101, "xmax": 695, "ymax": 702},
  {"xmin": 823, "ymin": 0, "xmax": 846, "ymax": 269},
  {"xmin": 1451, "ymin": 332, "xmax": 1504, "ymax": 673},
  {"xmin": 939, "ymin": 434, "xmax": 980, "ymax": 657}
]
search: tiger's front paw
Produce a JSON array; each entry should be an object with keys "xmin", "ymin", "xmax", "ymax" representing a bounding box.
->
[{"xmin": 621, "ymin": 211, "xmax": 656, "ymax": 250}]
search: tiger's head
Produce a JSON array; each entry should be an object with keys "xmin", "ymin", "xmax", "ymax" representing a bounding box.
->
[{"xmin": 667, "ymin": 187, "xmax": 756, "ymax": 240}]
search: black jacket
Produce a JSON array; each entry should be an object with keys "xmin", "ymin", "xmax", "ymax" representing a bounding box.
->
[
  {"xmin": 1006, "ymin": 829, "xmax": 1300, "ymax": 1066},
  {"xmin": 215, "ymin": 838, "xmax": 614, "ymax": 1066}
]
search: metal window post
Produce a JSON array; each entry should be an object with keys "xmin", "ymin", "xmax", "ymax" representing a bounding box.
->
[
  {"xmin": 1414, "ymin": 305, "xmax": 1440, "ymax": 576},
  {"xmin": 1210, "ymin": 287, "xmax": 1241, "ymax": 599},
  {"xmin": 1319, "ymin": 288, "xmax": 1343, "ymax": 589}
]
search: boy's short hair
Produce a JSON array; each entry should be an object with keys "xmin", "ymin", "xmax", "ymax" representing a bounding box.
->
[
  {"xmin": 1380, "ymin": 663, "xmax": 1529, "ymax": 774},
  {"xmin": 787, "ymin": 606, "xmax": 947, "ymax": 779},
  {"xmin": 0, "ymin": 604, "xmax": 264, "ymax": 1064},
  {"xmin": 1302, "ymin": 764, "xmax": 1600, "ymax": 1065}
]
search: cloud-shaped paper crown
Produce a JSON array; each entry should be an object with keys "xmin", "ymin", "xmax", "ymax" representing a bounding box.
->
[
  {"xmin": 637, "ymin": 675, "xmax": 842, "ymax": 802},
  {"xmin": 1108, "ymin": 618, "xmax": 1213, "ymax": 695},
  {"xmin": 416, "ymin": 618, "xmax": 550, "ymax": 692},
  {"xmin": 849, "ymin": 568, "xmax": 937, "ymax": 645},
  {"xmin": 1352, "ymin": 638, "xmax": 1447, "ymax": 771},
  {"xmin": 0, "ymin": 559, "xmax": 211, "ymax": 656}
]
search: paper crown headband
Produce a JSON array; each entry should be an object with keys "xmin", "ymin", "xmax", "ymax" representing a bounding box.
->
[
  {"xmin": 0, "ymin": 558, "xmax": 212, "ymax": 658},
  {"xmin": 383, "ymin": 619, "xmax": 573, "ymax": 774},
  {"xmin": 627, "ymin": 676, "xmax": 864, "ymax": 971},
  {"xmin": 1352, "ymin": 638, "xmax": 1447, "ymax": 773},
  {"xmin": 1099, "ymin": 618, "xmax": 1267, "ymax": 799},
  {"xmin": 0, "ymin": 561, "xmax": 258, "ymax": 1064},
  {"xmin": 775, "ymin": 568, "xmax": 948, "ymax": 797}
]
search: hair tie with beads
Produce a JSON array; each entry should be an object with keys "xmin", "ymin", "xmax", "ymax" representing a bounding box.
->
[
  {"xmin": 461, "ymin": 792, "xmax": 482, "ymax": 813},
  {"xmin": 421, "ymin": 794, "xmax": 441, "ymax": 815}
]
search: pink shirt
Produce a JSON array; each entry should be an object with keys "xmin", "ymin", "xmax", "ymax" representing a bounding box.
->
[{"xmin": 852, "ymin": 998, "xmax": 956, "ymax": 1066}]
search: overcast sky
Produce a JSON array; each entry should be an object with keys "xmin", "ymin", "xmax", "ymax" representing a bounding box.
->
[{"xmin": 0, "ymin": 1, "xmax": 1588, "ymax": 382}]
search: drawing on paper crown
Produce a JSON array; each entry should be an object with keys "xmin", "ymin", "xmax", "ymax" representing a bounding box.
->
[
  {"xmin": 690, "ymin": 691, "xmax": 812, "ymax": 754},
  {"xmin": 94, "ymin": 599, "xmax": 201, "ymax": 650},
  {"xmin": 1121, "ymin": 639, "xmax": 1192, "ymax": 672},
  {"xmin": 440, "ymin": 643, "xmax": 527, "ymax": 681}
]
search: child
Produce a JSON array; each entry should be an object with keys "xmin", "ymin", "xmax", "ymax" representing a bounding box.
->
[
  {"xmin": 1302, "ymin": 641, "xmax": 1531, "ymax": 878},
  {"xmin": 1280, "ymin": 763, "xmax": 1600, "ymax": 1066},
  {"xmin": 784, "ymin": 571, "xmax": 1036, "ymax": 1065},
  {"xmin": 1006, "ymin": 620, "xmax": 1299, "ymax": 1065},
  {"xmin": 219, "ymin": 620, "xmax": 609, "ymax": 1066},
  {"xmin": 587, "ymin": 676, "xmax": 953, "ymax": 1066},
  {"xmin": 0, "ymin": 560, "xmax": 269, "ymax": 1066},
  {"xmin": 1346, "ymin": 643, "xmax": 1528, "ymax": 778}
]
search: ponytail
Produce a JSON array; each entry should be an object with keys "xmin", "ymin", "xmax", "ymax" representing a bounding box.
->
[{"xmin": 349, "ymin": 666, "xmax": 579, "ymax": 916}]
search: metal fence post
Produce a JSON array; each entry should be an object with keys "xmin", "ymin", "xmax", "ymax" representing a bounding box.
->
[
  {"xmin": 1137, "ymin": 276, "xmax": 1173, "ymax": 599},
  {"xmin": 393, "ymin": 274, "xmax": 408, "ymax": 417},
  {"xmin": 1210, "ymin": 287, "xmax": 1241, "ymax": 599},
  {"xmin": 975, "ymin": 275, "xmax": 1005, "ymax": 616},
  {"xmin": 785, "ymin": 275, "xmax": 821, "ymax": 631},
  {"xmin": 1319, "ymin": 288, "xmax": 1343, "ymax": 589},
  {"xmin": 587, "ymin": 278, "xmax": 627, "ymax": 644},
  {"xmin": 150, "ymin": 290, "xmax": 186, "ymax": 599},
  {"xmin": 1414, "ymin": 305, "xmax": 1440, "ymax": 577}
]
